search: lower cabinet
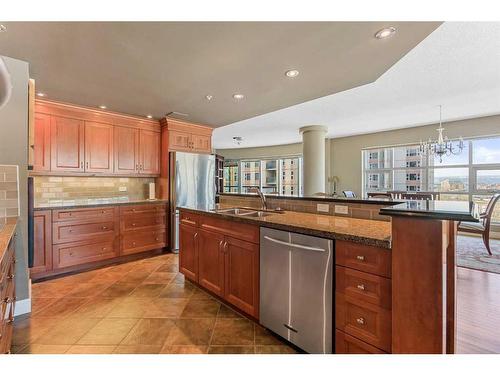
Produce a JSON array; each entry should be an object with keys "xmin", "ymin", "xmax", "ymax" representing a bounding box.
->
[
  {"xmin": 178, "ymin": 210, "xmax": 260, "ymax": 319},
  {"xmin": 31, "ymin": 203, "xmax": 167, "ymax": 279}
]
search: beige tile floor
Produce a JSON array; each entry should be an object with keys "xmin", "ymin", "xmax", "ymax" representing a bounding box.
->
[{"xmin": 13, "ymin": 253, "xmax": 298, "ymax": 354}]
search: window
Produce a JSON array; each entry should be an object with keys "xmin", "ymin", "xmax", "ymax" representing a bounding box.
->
[
  {"xmin": 362, "ymin": 135, "xmax": 500, "ymax": 225},
  {"xmin": 223, "ymin": 157, "xmax": 302, "ymax": 196}
]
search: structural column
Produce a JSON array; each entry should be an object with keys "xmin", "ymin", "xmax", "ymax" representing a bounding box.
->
[{"xmin": 300, "ymin": 125, "xmax": 328, "ymax": 196}]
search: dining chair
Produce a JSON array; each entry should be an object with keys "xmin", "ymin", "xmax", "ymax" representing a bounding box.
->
[{"xmin": 458, "ymin": 193, "xmax": 500, "ymax": 255}]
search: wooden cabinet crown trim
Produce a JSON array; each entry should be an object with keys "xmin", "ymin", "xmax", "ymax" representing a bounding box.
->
[
  {"xmin": 160, "ymin": 117, "xmax": 213, "ymax": 136},
  {"xmin": 35, "ymin": 99, "xmax": 160, "ymax": 131}
]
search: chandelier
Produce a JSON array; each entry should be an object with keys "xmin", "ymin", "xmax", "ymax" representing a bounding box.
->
[{"xmin": 419, "ymin": 105, "xmax": 465, "ymax": 163}]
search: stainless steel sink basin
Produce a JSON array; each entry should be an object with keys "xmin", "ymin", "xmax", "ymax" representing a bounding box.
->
[{"xmin": 238, "ymin": 211, "xmax": 274, "ymax": 218}]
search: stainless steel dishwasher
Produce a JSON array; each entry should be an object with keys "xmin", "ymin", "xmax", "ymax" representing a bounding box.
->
[{"xmin": 260, "ymin": 227, "xmax": 333, "ymax": 354}]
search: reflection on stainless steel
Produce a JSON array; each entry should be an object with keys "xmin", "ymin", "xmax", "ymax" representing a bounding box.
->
[{"xmin": 171, "ymin": 152, "xmax": 216, "ymax": 250}]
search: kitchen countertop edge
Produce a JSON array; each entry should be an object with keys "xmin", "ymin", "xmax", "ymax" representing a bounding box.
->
[
  {"xmin": 0, "ymin": 217, "xmax": 18, "ymax": 262},
  {"xmin": 178, "ymin": 206, "xmax": 391, "ymax": 249}
]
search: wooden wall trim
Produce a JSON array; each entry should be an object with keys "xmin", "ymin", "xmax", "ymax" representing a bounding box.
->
[
  {"xmin": 160, "ymin": 117, "xmax": 213, "ymax": 136},
  {"xmin": 35, "ymin": 99, "xmax": 160, "ymax": 131}
]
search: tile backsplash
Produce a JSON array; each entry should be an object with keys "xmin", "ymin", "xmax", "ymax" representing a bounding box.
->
[
  {"xmin": 0, "ymin": 165, "xmax": 20, "ymax": 222},
  {"xmin": 34, "ymin": 176, "xmax": 155, "ymax": 205}
]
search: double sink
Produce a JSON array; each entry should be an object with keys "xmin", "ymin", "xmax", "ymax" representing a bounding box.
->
[{"xmin": 212, "ymin": 207, "xmax": 280, "ymax": 218}]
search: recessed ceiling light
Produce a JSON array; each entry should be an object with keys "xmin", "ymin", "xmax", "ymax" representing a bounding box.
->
[
  {"xmin": 0, "ymin": 25, "xmax": 6, "ymax": 33},
  {"xmin": 146, "ymin": 115, "xmax": 153, "ymax": 119},
  {"xmin": 205, "ymin": 95, "xmax": 213, "ymax": 101},
  {"xmin": 285, "ymin": 69, "xmax": 299, "ymax": 78},
  {"xmin": 375, "ymin": 27, "xmax": 396, "ymax": 39},
  {"xmin": 233, "ymin": 94, "xmax": 245, "ymax": 100},
  {"xmin": 36, "ymin": 92, "xmax": 46, "ymax": 97},
  {"xmin": 99, "ymin": 105, "xmax": 107, "ymax": 109}
]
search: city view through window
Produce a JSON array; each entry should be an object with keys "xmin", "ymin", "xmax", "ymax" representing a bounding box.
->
[
  {"xmin": 223, "ymin": 157, "xmax": 303, "ymax": 196},
  {"xmin": 363, "ymin": 136, "xmax": 500, "ymax": 222}
]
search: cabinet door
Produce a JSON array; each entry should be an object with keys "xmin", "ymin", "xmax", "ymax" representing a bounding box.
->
[
  {"xmin": 33, "ymin": 113, "xmax": 51, "ymax": 172},
  {"xmin": 50, "ymin": 115, "xmax": 85, "ymax": 172},
  {"xmin": 192, "ymin": 134, "xmax": 211, "ymax": 154},
  {"xmin": 168, "ymin": 130, "xmax": 191, "ymax": 151},
  {"xmin": 84, "ymin": 121, "xmax": 114, "ymax": 173},
  {"xmin": 179, "ymin": 224, "xmax": 198, "ymax": 282},
  {"xmin": 224, "ymin": 236, "xmax": 259, "ymax": 318},
  {"xmin": 31, "ymin": 210, "xmax": 53, "ymax": 275},
  {"xmin": 139, "ymin": 129, "xmax": 160, "ymax": 175},
  {"xmin": 114, "ymin": 126, "xmax": 139, "ymax": 174},
  {"xmin": 198, "ymin": 229, "xmax": 225, "ymax": 297}
]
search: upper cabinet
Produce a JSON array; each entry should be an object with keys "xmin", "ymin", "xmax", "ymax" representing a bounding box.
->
[
  {"xmin": 161, "ymin": 118, "xmax": 213, "ymax": 154},
  {"xmin": 50, "ymin": 115, "xmax": 85, "ymax": 172},
  {"xmin": 32, "ymin": 100, "xmax": 161, "ymax": 176}
]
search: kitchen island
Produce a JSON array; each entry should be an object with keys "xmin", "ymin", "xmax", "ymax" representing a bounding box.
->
[{"xmin": 178, "ymin": 200, "xmax": 478, "ymax": 354}]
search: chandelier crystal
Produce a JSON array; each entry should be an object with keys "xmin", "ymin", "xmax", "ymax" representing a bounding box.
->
[{"xmin": 419, "ymin": 105, "xmax": 465, "ymax": 163}]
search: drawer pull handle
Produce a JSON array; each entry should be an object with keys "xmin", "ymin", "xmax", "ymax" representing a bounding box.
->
[
  {"xmin": 102, "ymin": 247, "xmax": 107, "ymax": 251},
  {"xmin": 356, "ymin": 317, "xmax": 365, "ymax": 325},
  {"xmin": 356, "ymin": 255, "xmax": 365, "ymax": 261},
  {"xmin": 102, "ymin": 226, "xmax": 108, "ymax": 230},
  {"xmin": 357, "ymin": 284, "xmax": 365, "ymax": 290}
]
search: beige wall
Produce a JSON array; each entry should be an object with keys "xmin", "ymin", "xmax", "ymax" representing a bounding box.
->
[
  {"xmin": 0, "ymin": 56, "xmax": 30, "ymax": 303},
  {"xmin": 216, "ymin": 114, "xmax": 500, "ymax": 197}
]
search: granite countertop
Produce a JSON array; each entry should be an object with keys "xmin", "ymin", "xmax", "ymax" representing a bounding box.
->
[
  {"xmin": 219, "ymin": 192, "xmax": 403, "ymax": 206},
  {"xmin": 0, "ymin": 217, "xmax": 17, "ymax": 262},
  {"xmin": 179, "ymin": 206, "xmax": 392, "ymax": 249},
  {"xmin": 380, "ymin": 200, "xmax": 479, "ymax": 222},
  {"xmin": 34, "ymin": 198, "xmax": 169, "ymax": 210}
]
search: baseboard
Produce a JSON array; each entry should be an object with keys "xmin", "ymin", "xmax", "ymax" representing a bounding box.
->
[{"xmin": 14, "ymin": 298, "xmax": 32, "ymax": 316}]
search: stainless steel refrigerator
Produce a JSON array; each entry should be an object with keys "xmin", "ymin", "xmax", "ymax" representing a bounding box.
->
[{"xmin": 169, "ymin": 151, "xmax": 216, "ymax": 251}]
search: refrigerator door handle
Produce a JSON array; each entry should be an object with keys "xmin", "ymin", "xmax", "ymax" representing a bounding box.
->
[{"xmin": 263, "ymin": 236, "xmax": 325, "ymax": 252}]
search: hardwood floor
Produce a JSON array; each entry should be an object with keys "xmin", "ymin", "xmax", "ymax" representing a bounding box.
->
[
  {"xmin": 457, "ymin": 267, "xmax": 500, "ymax": 353},
  {"xmin": 12, "ymin": 253, "xmax": 500, "ymax": 354},
  {"xmin": 13, "ymin": 253, "xmax": 295, "ymax": 354}
]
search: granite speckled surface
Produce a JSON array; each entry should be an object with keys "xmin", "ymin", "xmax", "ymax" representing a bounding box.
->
[
  {"xmin": 179, "ymin": 206, "xmax": 392, "ymax": 249},
  {"xmin": 34, "ymin": 198, "xmax": 168, "ymax": 211},
  {"xmin": 0, "ymin": 217, "xmax": 17, "ymax": 262}
]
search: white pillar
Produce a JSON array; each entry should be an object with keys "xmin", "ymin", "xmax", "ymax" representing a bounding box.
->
[{"xmin": 300, "ymin": 125, "xmax": 328, "ymax": 196}]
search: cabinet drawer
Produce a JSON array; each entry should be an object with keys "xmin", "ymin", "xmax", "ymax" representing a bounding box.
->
[
  {"xmin": 336, "ymin": 240, "xmax": 391, "ymax": 278},
  {"xmin": 52, "ymin": 207, "xmax": 117, "ymax": 222},
  {"xmin": 336, "ymin": 292, "xmax": 392, "ymax": 352},
  {"xmin": 121, "ymin": 230, "xmax": 166, "ymax": 255},
  {"xmin": 336, "ymin": 266, "xmax": 391, "ymax": 309},
  {"xmin": 53, "ymin": 239, "xmax": 118, "ymax": 269},
  {"xmin": 120, "ymin": 204, "xmax": 167, "ymax": 216},
  {"xmin": 121, "ymin": 213, "xmax": 166, "ymax": 231},
  {"xmin": 335, "ymin": 330, "xmax": 386, "ymax": 354},
  {"xmin": 200, "ymin": 215, "xmax": 259, "ymax": 244},
  {"xmin": 53, "ymin": 219, "xmax": 117, "ymax": 244},
  {"xmin": 179, "ymin": 211, "xmax": 200, "ymax": 227}
]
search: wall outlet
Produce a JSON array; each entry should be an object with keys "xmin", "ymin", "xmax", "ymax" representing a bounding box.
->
[
  {"xmin": 316, "ymin": 203, "xmax": 330, "ymax": 213},
  {"xmin": 119, "ymin": 186, "xmax": 127, "ymax": 192},
  {"xmin": 334, "ymin": 205, "xmax": 349, "ymax": 215}
]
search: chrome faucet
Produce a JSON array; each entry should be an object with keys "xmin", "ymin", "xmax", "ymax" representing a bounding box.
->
[{"xmin": 248, "ymin": 187, "xmax": 267, "ymax": 210}]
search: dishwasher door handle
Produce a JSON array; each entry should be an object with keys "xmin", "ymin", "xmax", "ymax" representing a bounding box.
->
[{"xmin": 263, "ymin": 235, "xmax": 325, "ymax": 252}]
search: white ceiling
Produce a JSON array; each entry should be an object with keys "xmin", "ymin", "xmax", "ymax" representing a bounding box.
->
[{"xmin": 213, "ymin": 22, "xmax": 500, "ymax": 149}]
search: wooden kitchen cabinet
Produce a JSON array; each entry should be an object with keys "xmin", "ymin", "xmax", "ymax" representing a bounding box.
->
[
  {"xmin": 33, "ymin": 113, "xmax": 51, "ymax": 172},
  {"xmin": 198, "ymin": 228, "xmax": 225, "ymax": 297},
  {"xmin": 139, "ymin": 129, "xmax": 160, "ymax": 174},
  {"xmin": 177, "ymin": 210, "xmax": 260, "ymax": 319},
  {"xmin": 85, "ymin": 121, "xmax": 114, "ymax": 173},
  {"xmin": 31, "ymin": 209, "xmax": 53, "ymax": 276},
  {"xmin": 50, "ymin": 115, "xmax": 85, "ymax": 172},
  {"xmin": 179, "ymin": 223, "xmax": 199, "ymax": 282},
  {"xmin": 161, "ymin": 118, "xmax": 213, "ymax": 154},
  {"xmin": 34, "ymin": 100, "xmax": 161, "ymax": 176},
  {"xmin": 114, "ymin": 126, "xmax": 140, "ymax": 174},
  {"xmin": 223, "ymin": 235, "xmax": 259, "ymax": 318}
]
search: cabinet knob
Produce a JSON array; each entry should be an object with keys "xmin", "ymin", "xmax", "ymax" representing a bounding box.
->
[
  {"xmin": 155, "ymin": 237, "xmax": 159, "ymax": 241},
  {"xmin": 132, "ymin": 223, "xmax": 136, "ymax": 226},
  {"xmin": 356, "ymin": 255, "xmax": 365, "ymax": 261},
  {"xmin": 357, "ymin": 284, "xmax": 365, "ymax": 291},
  {"xmin": 102, "ymin": 226, "xmax": 108, "ymax": 230},
  {"xmin": 132, "ymin": 242, "xmax": 136, "ymax": 246},
  {"xmin": 7, "ymin": 274, "xmax": 15, "ymax": 280},
  {"xmin": 356, "ymin": 317, "xmax": 365, "ymax": 325},
  {"xmin": 102, "ymin": 247, "xmax": 107, "ymax": 251}
]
